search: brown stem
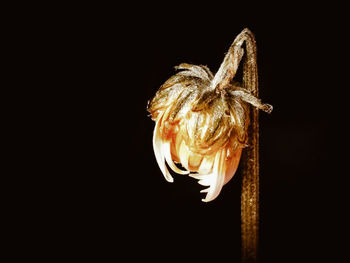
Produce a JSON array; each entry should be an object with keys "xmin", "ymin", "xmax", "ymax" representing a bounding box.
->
[
  {"xmin": 240, "ymin": 28, "xmax": 260, "ymax": 263},
  {"xmin": 241, "ymin": 107, "xmax": 259, "ymax": 263}
]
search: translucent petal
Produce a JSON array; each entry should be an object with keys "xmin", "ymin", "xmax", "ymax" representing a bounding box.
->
[
  {"xmin": 152, "ymin": 117, "xmax": 174, "ymax": 183},
  {"xmin": 198, "ymin": 176, "xmax": 212, "ymax": 186},
  {"xmin": 163, "ymin": 141, "xmax": 189, "ymax": 175},
  {"xmin": 188, "ymin": 152, "xmax": 203, "ymax": 171},
  {"xmin": 201, "ymin": 149, "xmax": 226, "ymax": 202},
  {"xmin": 198, "ymin": 155, "xmax": 214, "ymax": 174},
  {"xmin": 189, "ymin": 174, "xmax": 208, "ymax": 180},
  {"xmin": 224, "ymin": 147, "xmax": 242, "ymax": 185},
  {"xmin": 178, "ymin": 140, "xmax": 190, "ymax": 171}
]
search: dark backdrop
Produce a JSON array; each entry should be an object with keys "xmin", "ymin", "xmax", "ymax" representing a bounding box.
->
[{"xmin": 62, "ymin": 3, "xmax": 347, "ymax": 262}]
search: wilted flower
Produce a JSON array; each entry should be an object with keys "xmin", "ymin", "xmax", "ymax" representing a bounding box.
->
[{"xmin": 147, "ymin": 29, "xmax": 272, "ymax": 202}]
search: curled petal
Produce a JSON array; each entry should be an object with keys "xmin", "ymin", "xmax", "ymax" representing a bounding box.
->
[
  {"xmin": 198, "ymin": 176, "xmax": 212, "ymax": 186},
  {"xmin": 188, "ymin": 152, "xmax": 203, "ymax": 171},
  {"xmin": 152, "ymin": 116, "xmax": 174, "ymax": 182},
  {"xmin": 201, "ymin": 150, "xmax": 225, "ymax": 202},
  {"xmin": 189, "ymin": 174, "xmax": 208, "ymax": 180},
  {"xmin": 178, "ymin": 140, "xmax": 190, "ymax": 171},
  {"xmin": 200, "ymin": 149, "xmax": 226, "ymax": 202},
  {"xmin": 200, "ymin": 188, "xmax": 209, "ymax": 193},
  {"xmin": 198, "ymin": 155, "xmax": 214, "ymax": 174},
  {"xmin": 224, "ymin": 147, "xmax": 242, "ymax": 185},
  {"xmin": 163, "ymin": 141, "xmax": 189, "ymax": 175}
]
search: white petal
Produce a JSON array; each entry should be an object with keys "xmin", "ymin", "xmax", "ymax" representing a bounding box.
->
[
  {"xmin": 198, "ymin": 177, "xmax": 212, "ymax": 186},
  {"xmin": 198, "ymin": 156, "xmax": 214, "ymax": 174},
  {"xmin": 188, "ymin": 152, "xmax": 202, "ymax": 170},
  {"xmin": 189, "ymin": 173, "xmax": 214, "ymax": 186},
  {"xmin": 188, "ymin": 174, "xmax": 208, "ymax": 180},
  {"xmin": 223, "ymin": 147, "xmax": 242, "ymax": 185},
  {"xmin": 179, "ymin": 140, "xmax": 190, "ymax": 171},
  {"xmin": 163, "ymin": 141, "xmax": 189, "ymax": 175},
  {"xmin": 152, "ymin": 117, "xmax": 174, "ymax": 183},
  {"xmin": 201, "ymin": 149, "xmax": 226, "ymax": 202}
]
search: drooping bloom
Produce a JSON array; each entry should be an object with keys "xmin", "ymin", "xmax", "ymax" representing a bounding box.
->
[{"xmin": 147, "ymin": 29, "xmax": 272, "ymax": 202}]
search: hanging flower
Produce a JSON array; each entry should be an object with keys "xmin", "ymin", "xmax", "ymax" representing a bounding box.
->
[{"xmin": 147, "ymin": 29, "xmax": 272, "ymax": 202}]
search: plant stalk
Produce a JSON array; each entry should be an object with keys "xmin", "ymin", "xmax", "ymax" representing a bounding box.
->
[{"xmin": 240, "ymin": 28, "xmax": 260, "ymax": 263}]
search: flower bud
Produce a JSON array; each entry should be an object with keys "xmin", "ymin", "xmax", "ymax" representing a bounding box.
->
[{"xmin": 148, "ymin": 31, "xmax": 272, "ymax": 202}]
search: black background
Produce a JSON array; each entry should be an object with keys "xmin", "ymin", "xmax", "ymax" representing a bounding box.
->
[{"xmin": 59, "ymin": 3, "xmax": 348, "ymax": 262}]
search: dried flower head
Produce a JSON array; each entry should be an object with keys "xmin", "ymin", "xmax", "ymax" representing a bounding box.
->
[{"xmin": 147, "ymin": 28, "xmax": 272, "ymax": 202}]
